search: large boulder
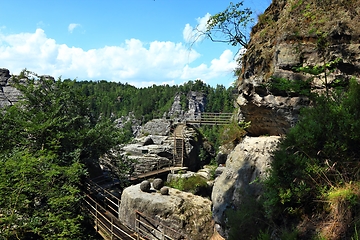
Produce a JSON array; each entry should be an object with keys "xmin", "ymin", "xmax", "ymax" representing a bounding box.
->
[
  {"xmin": 211, "ymin": 136, "xmax": 280, "ymax": 238},
  {"xmin": 140, "ymin": 119, "xmax": 171, "ymax": 136},
  {"xmin": 119, "ymin": 183, "xmax": 213, "ymax": 240}
]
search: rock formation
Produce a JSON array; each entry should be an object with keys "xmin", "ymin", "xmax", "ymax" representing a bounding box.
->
[
  {"xmin": 236, "ymin": 0, "xmax": 360, "ymax": 136},
  {"xmin": 167, "ymin": 91, "xmax": 206, "ymax": 121},
  {"xmin": 0, "ymin": 68, "xmax": 22, "ymax": 107},
  {"xmin": 101, "ymin": 119, "xmax": 209, "ymax": 178},
  {"xmin": 212, "ymin": 136, "xmax": 280, "ymax": 237},
  {"xmin": 212, "ymin": 0, "xmax": 360, "ymax": 237},
  {"xmin": 119, "ymin": 183, "xmax": 213, "ymax": 240}
]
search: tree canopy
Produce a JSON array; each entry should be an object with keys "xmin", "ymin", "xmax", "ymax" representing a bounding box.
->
[{"xmin": 0, "ymin": 70, "xmax": 128, "ymax": 239}]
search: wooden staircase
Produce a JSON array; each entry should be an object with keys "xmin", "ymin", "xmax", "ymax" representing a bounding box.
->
[{"xmin": 173, "ymin": 124, "xmax": 184, "ymax": 167}]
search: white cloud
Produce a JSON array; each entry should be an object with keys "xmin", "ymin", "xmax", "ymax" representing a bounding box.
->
[
  {"xmin": 0, "ymin": 28, "xmax": 237, "ymax": 88},
  {"xmin": 183, "ymin": 13, "xmax": 211, "ymax": 43},
  {"xmin": 181, "ymin": 50, "xmax": 237, "ymax": 83},
  {"xmin": 68, "ymin": 23, "xmax": 81, "ymax": 33}
]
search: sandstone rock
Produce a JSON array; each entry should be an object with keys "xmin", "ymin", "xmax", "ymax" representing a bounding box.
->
[
  {"xmin": 184, "ymin": 91, "xmax": 206, "ymax": 119},
  {"xmin": 140, "ymin": 119, "xmax": 171, "ymax": 136},
  {"xmin": 142, "ymin": 136, "xmax": 154, "ymax": 146},
  {"xmin": 237, "ymin": 0, "xmax": 360, "ymax": 136},
  {"xmin": 139, "ymin": 180, "xmax": 151, "ymax": 192},
  {"xmin": 0, "ymin": 68, "xmax": 22, "ymax": 108},
  {"xmin": 152, "ymin": 178, "xmax": 164, "ymax": 190},
  {"xmin": 215, "ymin": 152, "xmax": 227, "ymax": 165},
  {"xmin": 211, "ymin": 136, "xmax": 280, "ymax": 238},
  {"xmin": 119, "ymin": 184, "xmax": 213, "ymax": 240},
  {"xmin": 167, "ymin": 93, "xmax": 184, "ymax": 120},
  {"xmin": 160, "ymin": 186, "xmax": 169, "ymax": 195},
  {"xmin": 167, "ymin": 171, "xmax": 195, "ymax": 182},
  {"xmin": 214, "ymin": 166, "xmax": 226, "ymax": 179}
]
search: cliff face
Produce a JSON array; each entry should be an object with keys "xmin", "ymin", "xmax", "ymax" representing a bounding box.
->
[
  {"xmin": 237, "ymin": 0, "xmax": 360, "ymax": 136},
  {"xmin": 0, "ymin": 68, "xmax": 22, "ymax": 107},
  {"xmin": 212, "ymin": 0, "xmax": 360, "ymax": 238}
]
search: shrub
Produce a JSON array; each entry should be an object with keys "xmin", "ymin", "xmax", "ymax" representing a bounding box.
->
[
  {"xmin": 263, "ymin": 79, "xmax": 360, "ymax": 235},
  {"xmin": 219, "ymin": 121, "xmax": 249, "ymax": 145},
  {"xmin": 166, "ymin": 175, "xmax": 208, "ymax": 195}
]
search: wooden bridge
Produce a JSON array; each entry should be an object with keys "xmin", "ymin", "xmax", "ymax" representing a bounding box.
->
[{"xmin": 185, "ymin": 112, "xmax": 233, "ymax": 125}]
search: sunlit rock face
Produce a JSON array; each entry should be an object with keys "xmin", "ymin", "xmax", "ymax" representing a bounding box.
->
[
  {"xmin": 236, "ymin": 0, "xmax": 360, "ymax": 136},
  {"xmin": 119, "ymin": 183, "xmax": 213, "ymax": 240},
  {"xmin": 0, "ymin": 68, "xmax": 21, "ymax": 107},
  {"xmin": 211, "ymin": 136, "xmax": 280, "ymax": 238}
]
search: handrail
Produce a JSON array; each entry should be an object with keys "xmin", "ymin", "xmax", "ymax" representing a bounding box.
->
[
  {"xmin": 84, "ymin": 179, "xmax": 121, "ymax": 218},
  {"xmin": 186, "ymin": 112, "xmax": 232, "ymax": 125},
  {"xmin": 83, "ymin": 194, "xmax": 136, "ymax": 240}
]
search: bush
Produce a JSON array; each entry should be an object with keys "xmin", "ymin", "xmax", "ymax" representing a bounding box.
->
[
  {"xmin": 166, "ymin": 175, "xmax": 208, "ymax": 195},
  {"xmin": 219, "ymin": 121, "xmax": 249, "ymax": 145},
  {"xmin": 263, "ymin": 79, "xmax": 360, "ymax": 234}
]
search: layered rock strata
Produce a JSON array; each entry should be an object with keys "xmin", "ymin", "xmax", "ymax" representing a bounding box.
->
[{"xmin": 237, "ymin": 0, "xmax": 360, "ymax": 136}]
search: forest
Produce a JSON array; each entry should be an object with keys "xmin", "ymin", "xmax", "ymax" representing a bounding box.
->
[{"xmin": 71, "ymin": 77, "xmax": 236, "ymax": 122}]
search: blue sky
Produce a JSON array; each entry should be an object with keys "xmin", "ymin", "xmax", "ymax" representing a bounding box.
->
[{"xmin": 0, "ymin": 0, "xmax": 271, "ymax": 87}]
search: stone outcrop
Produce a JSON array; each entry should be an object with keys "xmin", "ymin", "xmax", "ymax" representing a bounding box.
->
[
  {"xmin": 237, "ymin": 0, "xmax": 360, "ymax": 136},
  {"xmin": 102, "ymin": 120, "xmax": 208, "ymax": 177},
  {"xmin": 139, "ymin": 119, "xmax": 171, "ymax": 136},
  {"xmin": 119, "ymin": 183, "xmax": 213, "ymax": 240},
  {"xmin": 167, "ymin": 91, "xmax": 206, "ymax": 121},
  {"xmin": 212, "ymin": 136, "xmax": 280, "ymax": 238},
  {"xmin": 0, "ymin": 68, "xmax": 22, "ymax": 107}
]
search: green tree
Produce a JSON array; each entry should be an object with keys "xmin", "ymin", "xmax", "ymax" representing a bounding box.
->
[
  {"xmin": 199, "ymin": 1, "xmax": 253, "ymax": 48},
  {"xmin": 0, "ymin": 70, "xmax": 127, "ymax": 239},
  {"xmin": 263, "ymin": 79, "xmax": 360, "ymax": 229}
]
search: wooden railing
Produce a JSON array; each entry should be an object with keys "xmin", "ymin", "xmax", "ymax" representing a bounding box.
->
[
  {"xmin": 185, "ymin": 112, "xmax": 233, "ymax": 125},
  {"xmin": 83, "ymin": 193, "xmax": 137, "ymax": 240},
  {"xmin": 83, "ymin": 178, "xmax": 185, "ymax": 240}
]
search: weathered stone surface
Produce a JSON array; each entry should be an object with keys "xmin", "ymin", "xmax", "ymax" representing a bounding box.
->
[
  {"xmin": 211, "ymin": 136, "xmax": 280, "ymax": 238},
  {"xmin": 114, "ymin": 112, "xmax": 141, "ymax": 137},
  {"xmin": 142, "ymin": 136, "xmax": 154, "ymax": 146},
  {"xmin": 167, "ymin": 93, "xmax": 184, "ymax": 120},
  {"xmin": 184, "ymin": 91, "xmax": 206, "ymax": 119},
  {"xmin": 119, "ymin": 184, "xmax": 213, "ymax": 240},
  {"xmin": 0, "ymin": 68, "xmax": 22, "ymax": 108},
  {"xmin": 140, "ymin": 180, "xmax": 151, "ymax": 192},
  {"xmin": 140, "ymin": 119, "xmax": 171, "ymax": 136},
  {"xmin": 152, "ymin": 178, "xmax": 164, "ymax": 190},
  {"xmin": 167, "ymin": 91, "xmax": 207, "ymax": 122},
  {"xmin": 160, "ymin": 186, "xmax": 169, "ymax": 195},
  {"xmin": 237, "ymin": 0, "xmax": 360, "ymax": 136}
]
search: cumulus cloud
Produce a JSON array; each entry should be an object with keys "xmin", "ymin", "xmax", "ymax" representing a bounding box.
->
[
  {"xmin": 68, "ymin": 23, "xmax": 81, "ymax": 33},
  {"xmin": 0, "ymin": 28, "xmax": 237, "ymax": 87},
  {"xmin": 181, "ymin": 50, "xmax": 237, "ymax": 82},
  {"xmin": 183, "ymin": 13, "xmax": 211, "ymax": 43}
]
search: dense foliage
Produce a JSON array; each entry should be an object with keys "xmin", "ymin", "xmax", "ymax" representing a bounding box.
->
[
  {"xmin": 0, "ymin": 71, "xmax": 128, "ymax": 239},
  {"xmin": 263, "ymin": 79, "xmax": 360, "ymax": 237},
  {"xmin": 73, "ymin": 79, "xmax": 236, "ymax": 122}
]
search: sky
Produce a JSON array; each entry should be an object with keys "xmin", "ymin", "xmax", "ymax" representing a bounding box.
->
[{"xmin": 0, "ymin": 0, "xmax": 271, "ymax": 88}]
